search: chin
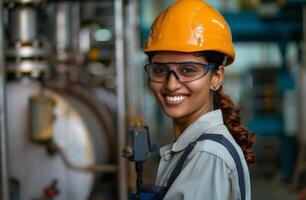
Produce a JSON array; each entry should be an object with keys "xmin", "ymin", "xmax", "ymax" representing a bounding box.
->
[{"xmin": 162, "ymin": 108, "xmax": 187, "ymax": 119}]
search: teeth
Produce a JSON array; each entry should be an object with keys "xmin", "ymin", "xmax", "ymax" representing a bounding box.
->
[{"xmin": 166, "ymin": 95, "xmax": 187, "ymax": 103}]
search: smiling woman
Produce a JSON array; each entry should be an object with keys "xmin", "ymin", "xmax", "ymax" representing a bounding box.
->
[
  {"xmin": 148, "ymin": 52, "xmax": 220, "ymax": 136},
  {"xmin": 140, "ymin": 0, "xmax": 256, "ymax": 200}
]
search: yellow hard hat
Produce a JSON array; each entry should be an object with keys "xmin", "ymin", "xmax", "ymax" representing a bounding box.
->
[{"xmin": 144, "ymin": 0, "xmax": 235, "ymax": 66}]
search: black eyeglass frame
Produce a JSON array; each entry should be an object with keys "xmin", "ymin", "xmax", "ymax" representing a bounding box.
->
[{"xmin": 144, "ymin": 62, "xmax": 216, "ymax": 83}]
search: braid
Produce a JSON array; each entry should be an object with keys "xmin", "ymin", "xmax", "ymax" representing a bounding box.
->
[
  {"xmin": 216, "ymin": 86, "xmax": 256, "ymax": 165},
  {"xmin": 197, "ymin": 50, "xmax": 256, "ymax": 165}
]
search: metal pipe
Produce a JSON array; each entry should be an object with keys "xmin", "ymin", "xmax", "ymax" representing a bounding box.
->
[
  {"xmin": 6, "ymin": 0, "xmax": 48, "ymax": 76},
  {"xmin": 114, "ymin": 0, "xmax": 128, "ymax": 199},
  {"xmin": 126, "ymin": 0, "xmax": 140, "ymax": 119},
  {"xmin": 0, "ymin": 0, "xmax": 9, "ymax": 198},
  {"xmin": 11, "ymin": 7, "xmax": 37, "ymax": 43},
  {"xmin": 55, "ymin": 2, "xmax": 72, "ymax": 52},
  {"xmin": 71, "ymin": 2, "xmax": 80, "ymax": 55},
  {"xmin": 53, "ymin": 1, "xmax": 79, "ymax": 54}
]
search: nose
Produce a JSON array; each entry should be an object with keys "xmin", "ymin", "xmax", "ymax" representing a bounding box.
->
[{"xmin": 165, "ymin": 72, "xmax": 182, "ymax": 91}]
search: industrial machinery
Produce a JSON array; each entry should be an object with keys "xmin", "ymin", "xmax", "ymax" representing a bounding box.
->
[
  {"xmin": 0, "ymin": 0, "xmax": 128, "ymax": 199},
  {"xmin": 122, "ymin": 121, "xmax": 156, "ymax": 199}
]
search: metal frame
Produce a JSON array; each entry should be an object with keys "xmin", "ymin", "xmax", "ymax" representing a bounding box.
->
[
  {"xmin": 125, "ymin": 0, "xmax": 141, "ymax": 118},
  {"xmin": 0, "ymin": 0, "xmax": 9, "ymax": 198},
  {"xmin": 114, "ymin": 0, "xmax": 128, "ymax": 199}
]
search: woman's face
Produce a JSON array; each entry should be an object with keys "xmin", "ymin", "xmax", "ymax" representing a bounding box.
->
[{"xmin": 149, "ymin": 51, "xmax": 224, "ymax": 125}]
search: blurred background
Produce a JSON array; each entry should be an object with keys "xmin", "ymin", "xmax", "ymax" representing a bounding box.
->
[{"xmin": 0, "ymin": 0, "xmax": 305, "ymax": 199}]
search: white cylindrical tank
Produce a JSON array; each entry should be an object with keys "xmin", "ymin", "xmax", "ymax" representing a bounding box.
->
[{"xmin": 7, "ymin": 79, "xmax": 113, "ymax": 200}]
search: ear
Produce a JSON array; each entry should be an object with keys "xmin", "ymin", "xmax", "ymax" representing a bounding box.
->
[{"xmin": 210, "ymin": 66, "xmax": 224, "ymax": 91}]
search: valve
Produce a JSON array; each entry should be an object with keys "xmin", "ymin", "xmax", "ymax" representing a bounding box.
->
[
  {"xmin": 122, "ymin": 119, "xmax": 156, "ymax": 199},
  {"xmin": 122, "ymin": 119, "xmax": 156, "ymax": 163}
]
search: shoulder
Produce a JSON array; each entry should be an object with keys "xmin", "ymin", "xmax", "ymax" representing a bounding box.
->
[
  {"xmin": 192, "ymin": 125, "xmax": 246, "ymax": 172},
  {"xmin": 195, "ymin": 140, "xmax": 236, "ymax": 171}
]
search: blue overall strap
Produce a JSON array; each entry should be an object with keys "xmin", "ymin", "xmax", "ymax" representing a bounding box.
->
[
  {"xmin": 197, "ymin": 134, "xmax": 246, "ymax": 200},
  {"xmin": 166, "ymin": 133, "xmax": 246, "ymax": 200},
  {"xmin": 165, "ymin": 136, "xmax": 199, "ymax": 189}
]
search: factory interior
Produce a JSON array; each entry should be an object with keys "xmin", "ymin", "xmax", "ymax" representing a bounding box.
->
[{"xmin": 0, "ymin": 0, "xmax": 305, "ymax": 199}]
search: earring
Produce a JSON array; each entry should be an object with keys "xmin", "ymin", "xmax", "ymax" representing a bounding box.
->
[{"xmin": 212, "ymin": 86, "xmax": 218, "ymax": 91}]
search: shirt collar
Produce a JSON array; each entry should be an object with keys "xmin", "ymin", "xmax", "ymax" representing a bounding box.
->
[{"xmin": 170, "ymin": 109, "xmax": 224, "ymax": 152}]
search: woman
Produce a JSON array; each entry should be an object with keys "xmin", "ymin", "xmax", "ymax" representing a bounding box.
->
[{"xmin": 142, "ymin": 0, "xmax": 256, "ymax": 199}]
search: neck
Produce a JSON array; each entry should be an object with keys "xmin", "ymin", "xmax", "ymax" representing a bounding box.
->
[
  {"xmin": 173, "ymin": 109, "xmax": 214, "ymax": 140},
  {"xmin": 173, "ymin": 120, "xmax": 188, "ymax": 139}
]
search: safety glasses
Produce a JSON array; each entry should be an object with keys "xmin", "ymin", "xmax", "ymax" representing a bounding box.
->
[{"xmin": 144, "ymin": 62, "xmax": 215, "ymax": 83}]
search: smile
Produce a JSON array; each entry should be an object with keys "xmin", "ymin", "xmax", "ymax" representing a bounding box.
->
[{"xmin": 165, "ymin": 95, "xmax": 188, "ymax": 104}]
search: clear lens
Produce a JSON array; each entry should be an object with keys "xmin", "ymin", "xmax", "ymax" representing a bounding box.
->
[{"xmin": 145, "ymin": 62, "xmax": 213, "ymax": 83}]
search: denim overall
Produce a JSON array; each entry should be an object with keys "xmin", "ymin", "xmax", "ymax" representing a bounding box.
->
[{"xmin": 132, "ymin": 133, "xmax": 246, "ymax": 200}]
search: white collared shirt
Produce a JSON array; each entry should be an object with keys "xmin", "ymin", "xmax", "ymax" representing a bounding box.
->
[{"xmin": 156, "ymin": 109, "xmax": 251, "ymax": 200}]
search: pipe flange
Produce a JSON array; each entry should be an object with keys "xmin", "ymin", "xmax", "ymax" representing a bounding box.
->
[
  {"xmin": 6, "ymin": 46, "xmax": 47, "ymax": 59},
  {"xmin": 5, "ymin": 0, "xmax": 45, "ymax": 8},
  {"xmin": 6, "ymin": 60, "xmax": 49, "ymax": 76}
]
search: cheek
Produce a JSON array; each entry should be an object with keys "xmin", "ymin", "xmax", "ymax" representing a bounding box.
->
[
  {"xmin": 187, "ymin": 78, "xmax": 212, "ymax": 94},
  {"xmin": 191, "ymin": 86, "xmax": 211, "ymax": 100},
  {"xmin": 187, "ymin": 82, "xmax": 213, "ymax": 104},
  {"xmin": 149, "ymin": 82, "xmax": 161, "ymax": 96}
]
